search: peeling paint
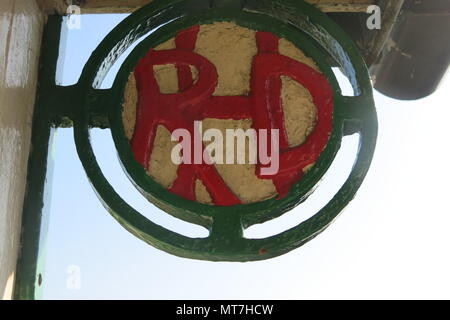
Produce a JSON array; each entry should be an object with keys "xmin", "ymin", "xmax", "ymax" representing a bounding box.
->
[{"xmin": 0, "ymin": 0, "xmax": 44, "ymax": 301}]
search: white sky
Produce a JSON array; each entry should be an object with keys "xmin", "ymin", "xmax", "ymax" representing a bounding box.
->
[{"xmin": 41, "ymin": 15, "xmax": 450, "ymax": 300}]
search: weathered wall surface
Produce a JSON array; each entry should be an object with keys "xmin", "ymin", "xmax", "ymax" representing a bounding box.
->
[{"xmin": 0, "ymin": 0, "xmax": 44, "ymax": 300}]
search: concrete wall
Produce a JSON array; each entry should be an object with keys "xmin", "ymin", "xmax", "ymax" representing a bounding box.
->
[{"xmin": 0, "ymin": 0, "xmax": 45, "ymax": 300}]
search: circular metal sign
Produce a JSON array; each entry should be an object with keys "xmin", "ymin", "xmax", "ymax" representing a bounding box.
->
[{"xmin": 74, "ymin": 0, "xmax": 377, "ymax": 261}]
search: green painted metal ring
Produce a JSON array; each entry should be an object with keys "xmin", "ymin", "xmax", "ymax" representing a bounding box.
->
[{"xmin": 73, "ymin": 0, "xmax": 377, "ymax": 261}]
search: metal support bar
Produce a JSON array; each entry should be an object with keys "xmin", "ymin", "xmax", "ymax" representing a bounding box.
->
[{"xmin": 13, "ymin": 16, "xmax": 64, "ymax": 301}]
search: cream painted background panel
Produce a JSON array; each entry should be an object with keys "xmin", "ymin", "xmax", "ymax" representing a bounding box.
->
[{"xmin": 0, "ymin": 0, "xmax": 44, "ymax": 300}]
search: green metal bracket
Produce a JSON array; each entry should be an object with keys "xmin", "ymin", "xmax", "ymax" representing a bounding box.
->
[
  {"xmin": 14, "ymin": 0, "xmax": 378, "ymax": 299},
  {"xmin": 14, "ymin": 16, "xmax": 63, "ymax": 300}
]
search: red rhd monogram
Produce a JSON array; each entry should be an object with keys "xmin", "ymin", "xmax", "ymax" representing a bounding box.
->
[{"xmin": 130, "ymin": 25, "xmax": 334, "ymax": 206}]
